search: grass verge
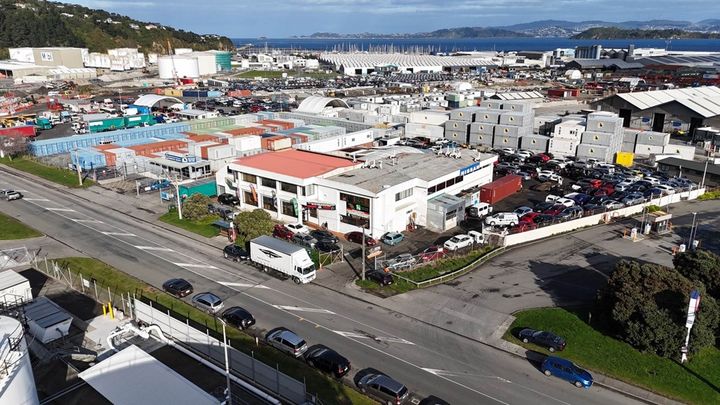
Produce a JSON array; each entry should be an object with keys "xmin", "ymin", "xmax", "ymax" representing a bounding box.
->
[
  {"xmin": 504, "ymin": 307, "xmax": 720, "ymax": 404},
  {"xmin": 159, "ymin": 209, "xmax": 221, "ymax": 238},
  {"xmin": 53, "ymin": 257, "xmax": 374, "ymax": 405},
  {"xmin": 0, "ymin": 156, "xmax": 94, "ymax": 188},
  {"xmin": 0, "ymin": 211, "xmax": 42, "ymax": 239},
  {"xmin": 698, "ymin": 190, "xmax": 720, "ymax": 201}
]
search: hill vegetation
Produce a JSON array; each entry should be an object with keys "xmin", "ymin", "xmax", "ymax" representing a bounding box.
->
[
  {"xmin": 572, "ymin": 27, "xmax": 720, "ymax": 39},
  {"xmin": 0, "ymin": 0, "xmax": 233, "ymax": 56}
]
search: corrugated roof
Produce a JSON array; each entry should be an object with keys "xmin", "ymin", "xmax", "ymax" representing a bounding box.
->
[
  {"xmin": 233, "ymin": 149, "xmax": 358, "ymax": 179},
  {"xmin": 0, "ymin": 270, "xmax": 29, "ymax": 291},
  {"xmin": 615, "ymin": 86, "xmax": 720, "ymax": 117}
]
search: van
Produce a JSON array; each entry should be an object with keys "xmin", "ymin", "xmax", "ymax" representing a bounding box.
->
[
  {"xmin": 466, "ymin": 202, "xmax": 493, "ymax": 218},
  {"xmin": 484, "ymin": 212, "xmax": 519, "ymax": 227},
  {"xmin": 357, "ymin": 373, "xmax": 410, "ymax": 404}
]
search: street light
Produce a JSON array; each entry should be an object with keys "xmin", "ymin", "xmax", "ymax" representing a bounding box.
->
[
  {"xmin": 73, "ymin": 148, "xmax": 83, "ymax": 187},
  {"xmin": 700, "ymin": 158, "xmax": 710, "ymax": 189},
  {"xmin": 688, "ymin": 212, "xmax": 698, "ymax": 249},
  {"xmin": 361, "ymin": 218, "xmax": 369, "ymax": 281},
  {"xmin": 218, "ymin": 319, "xmax": 232, "ymax": 405}
]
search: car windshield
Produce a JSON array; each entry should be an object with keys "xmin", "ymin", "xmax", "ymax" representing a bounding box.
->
[
  {"xmin": 449, "ymin": 237, "xmax": 460, "ymax": 242},
  {"xmin": 300, "ymin": 265, "xmax": 315, "ymax": 275},
  {"xmin": 397, "ymin": 386, "xmax": 408, "ymax": 398}
]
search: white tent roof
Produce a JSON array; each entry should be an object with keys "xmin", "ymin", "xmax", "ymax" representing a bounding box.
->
[
  {"xmin": 296, "ymin": 96, "xmax": 349, "ymax": 114},
  {"xmin": 79, "ymin": 345, "xmax": 219, "ymax": 405},
  {"xmin": 133, "ymin": 94, "xmax": 183, "ymax": 108}
]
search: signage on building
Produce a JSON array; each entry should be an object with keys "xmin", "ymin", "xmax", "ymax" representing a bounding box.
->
[
  {"xmin": 164, "ymin": 153, "xmax": 197, "ymax": 163},
  {"xmin": 346, "ymin": 208, "xmax": 370, "ymax": 218},
  {"xmin": 459, "ymin": 162, "xmax": 480, "ymax": 176},
  {"xmin": 40, "ymin": 52, "xmax": 54, "ymax": 62},
  {"xmin": 304, "ymin": 202, "xmax": 336, "ymax": 210}
]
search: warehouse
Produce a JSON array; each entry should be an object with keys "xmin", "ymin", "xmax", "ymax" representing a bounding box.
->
[
  {"xmin": 9, "ymin": 47, "xmax": 88, "ymax": 68},
  {"xmin": 591, "ymin": 86, "xmax": 720, "ymax": 136},
  {"xmin": 217, "ymin": 148, "xmax": 496, "ymax": 237},
  {"xmin": 319, "ymin": 53, "xmax": 496, "ymax": 76},
  {"xmin": 157, "ymin": 52, "xmax": 217, "ymax": 79}
]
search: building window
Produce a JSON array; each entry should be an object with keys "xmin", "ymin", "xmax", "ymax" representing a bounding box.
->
[
  {"xmin": 304, "ymin": 185, "xmax": 315, "ymax": 196},
  {"xmin": 395, "ymin": 188, "xmax": 413, "ymax": 202},
  {"xmin": 446, "ymin": 177, "xmax": 456, "ymax": 187},
  {"xmin": 242, "ymin": 173, "xmax": 256, "ymax": 183},
  {"xmin": 280, "ymin": 182, "xmax": 297, "ymax": 194},
  {"xmin": 226, "ymin": 167, "xmax": 233, "ymax": 174},
  {"xmin": 262, "ymin": 195, "xmax": 277, "ymax": 212},
  {"xmin": 428, "ymin": 185, "xmax": 437, "ymax": 194},
  {"xmin": 282, "ymin": 200, "xmax": 295, "ymax": 217},
  {"xmin": 308, "ymin": 207, "xmax": 318, "ymax": 218},
  {"xmin": 436, "ymin": 181, "xmax": 446, "ymax": 192},
  {"xmin": 261, "ymin": 177, "xmax": 276, "ymax": 188},
  {"xmin": 446, "ymin": 210, "xmax": 457, "ymax": 221},
  {"xmin": 340, "ymin": 193, "xmax": 370, "ymax": 213},
  {"xmin": 243, "ymin": 191, "xmax": 257, "ymax": 206}
]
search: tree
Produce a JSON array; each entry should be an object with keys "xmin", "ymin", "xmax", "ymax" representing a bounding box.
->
[
  {"xmin": 234, "ymin": 209, "xmax": 274, "ymax": 245},
  {"xmin": 597, "ymin": 260, "xmax": 719, "ymax": 358},
  {"xmin": 181, "ymin": 194, "xmax": 212, "ymax": 221},
  {"xmin": 673, "ymin": 250, "xmax": 720, "ymax": 300}
]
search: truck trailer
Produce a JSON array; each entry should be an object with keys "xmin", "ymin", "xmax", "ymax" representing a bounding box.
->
[{"xmin": 248, "ymin": 236, "xmax": 316, "ymax": 284}]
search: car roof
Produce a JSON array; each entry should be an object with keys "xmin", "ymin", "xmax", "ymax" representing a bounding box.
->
[
  {"xmin": 276, "ymin": 329, "xmax": 304, "ymax": 344},
  {"xmin": 224, "ymin": 306, "xmax": 250, "ymax": 316},
  {"xmin": 195, "ymin": 292, "xmax": 221, "ymax": 303},
  {"xmin": 371, "ymin": 374, "xmax": 405, "ymax": 392}
]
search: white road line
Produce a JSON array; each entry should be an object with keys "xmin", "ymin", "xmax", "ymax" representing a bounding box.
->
[
  {"xmin": 173, "ymin": 263, "xmax": 218, "ymax": 269},
  {"xmin": 135, "ymin": 246, "xmax": 174, "ymax": 252},
  {"xmin": 45, "ymin": 208, "xmax": 76, "ymax": 212},
  {"xmin": 101, "ymin": 232, "xmax": 136, "ymax": 236},
  {"xmin": 72, "ymin": 219, "xmax": 104, "ymax": 224},
  {"xmin": 218, "ymin": 282, "xmax": 270, "ymax": 289},
  {"xmin": 23, "ymin": 198, "xmax": 50, "ymax": 202},
  {"xmin": 333, "ymin": 330, "xmax": 415, "ymax": 345},
  {"xmin": 273, "ymin": 305, "xmax": 335, "ymax": 314}
]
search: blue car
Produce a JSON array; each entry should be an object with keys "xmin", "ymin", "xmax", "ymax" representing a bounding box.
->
[
  {"xmin": 541, "ymin": 356, "xmax": 593, "ymax": 388},
  {"xmin": 381, "ymin": 232, "xmax": 404, "ymax": 246}
]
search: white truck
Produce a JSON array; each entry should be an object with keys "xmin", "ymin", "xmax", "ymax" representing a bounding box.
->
[{"xmin": 249, "ymin": 236, "xmax": 316, "ymax": 284}]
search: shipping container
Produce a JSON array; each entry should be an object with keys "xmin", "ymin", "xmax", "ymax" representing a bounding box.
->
[
  {"xmin": 0, "ymin": 125, "xmax": 37, "ymax": 138},
  {"xmin": 259, "ymin": 119, "xmax": 294, "ymax": 131},
  {"xmin": 479, "ymin": 175, "xmax": 522, "ymax": 204},
  {"xmin": 261, "ymin": 135, "xmax": 291, "ymax": 151},
  {"xmin": 226, "ymin": 127, "xmax": 265, "ymax": 136},
  {"xmin": 179, "ymin": 178, "xmax": 217, "ymax": 198},
  {"xmin": 124, "ymin": 114, "xmax": 155, "ymax": 129},
  {"xmin": 88, "ymin": 117, "xmax": 126, "ymax": 133},
  {"xmin": 127, "ymin": 139, "xmax": 187, "ymax": 157},
  {"xmin": 615, "ymin": 152, "xmax": 634, "ymax": 167}
]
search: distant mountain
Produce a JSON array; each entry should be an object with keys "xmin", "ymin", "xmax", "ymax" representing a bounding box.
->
[
  {"xmin": 305, "ymin": 27, "xmax": 527, "ymax": 39},
  {"xmin": 572, "ymin": 28, "xmax": 720, "ymax": 40},
  {"xmin": 0, "ymin": 0, "xmax": 234, "ymax": 57}
]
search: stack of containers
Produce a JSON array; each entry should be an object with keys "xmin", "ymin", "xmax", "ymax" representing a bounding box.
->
[
  {"xmin": 127, "ymin": 139, "xmax": 187, "ymax": 157},
  {"xmin": 494, "ymin": 102, "xmax": 533, "ymax": 149},
  {"xmin": 634, "ymin": 130, "xmax": 670, "ymax": 157},
  {"xmin": 444, "ymin": 107, "xmax": 476, "ymax": 144},
  {"xmin": 469, "ymin": 107, "xmax": 501, "ymax": 147},
  {"xmin": 261, "ymin": 135, "xmax": 292, "ymax": 151},
  {"xmin": 72, "ymin": 148, "xmax": 107, "ymax": 170},
  {"xmin": 576, "ymin": 112, "xmax": 625, "ymax": 162},
  {"xmin": 520, "ymin": 134, "xmax": 550, "ymax": 154},
  {"xmin": 622, "ymin": 129, "xmax": 641, "ymax": 153},
  {"xmin": 103, "ymin": 147, "xmax": 136, "ymax": 167}
]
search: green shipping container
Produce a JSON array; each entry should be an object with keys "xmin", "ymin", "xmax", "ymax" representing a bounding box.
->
[
  {"xmin": 124, "ymin": 114, "xmax": 155, "ymax": 128},
  {"xmin": 88, "ymin": 117, "xmax": 126, "ymax": 133},
  {"xmin": 179, "ymin": 179, "xmax": 217, "ymax": 198}
]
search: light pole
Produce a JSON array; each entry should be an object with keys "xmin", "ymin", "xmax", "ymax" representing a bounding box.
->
[
  {"xmin": 218, "ymin": 319, "xmax": 232, "ymax": 405},
  {"xmin": 700, "ymin": 158, "xmax": 710, "ymax": 189},
  {"xmin": 73, "ymin": 148, "xmax": 83, "ymax": 187},
  {"xmin": 688, "ymin": 212, "xmax": 698, "ymax": 249}
]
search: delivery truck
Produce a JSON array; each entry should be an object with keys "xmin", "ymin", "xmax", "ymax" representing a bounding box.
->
[{"xmin": 248, "ymin": 236, "xmax": 316, "ymax": 284}]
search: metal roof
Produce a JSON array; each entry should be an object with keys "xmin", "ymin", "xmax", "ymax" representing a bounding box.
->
[
  {"xmin": 0, "ymin": 270, "xmax": 29, "ymax": 291},
  {"xmin": 23, "ymin": 297, "xmax": 72, "ymax": 328},
  {"xmin": 319, "ymin": 53, "xmax": 496, "ymax": 69},
  {"xmin": 133, "ymin": 94, "xmax": 183, "ymax": 108},
  {"xmin": 488, "ymin": 91, "xmax": 544, "ymax": 101},
  {"xmin": 615, "ymin": 86, "xmax": 720, "ymax": 118},
  {"xmin": 252, "ymin": 236, "xmax": 305, "ymax": 255}
]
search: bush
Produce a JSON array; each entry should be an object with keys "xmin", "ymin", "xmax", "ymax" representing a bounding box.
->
[
  {"xmin": 647, "ymin": 204, "xmax": 662, "ymax": 213},
  {"xmin": 233, "ymin": 209, "xmax": 274, "ymax": 245},
  {"xmin": 181, "ymin": 194, "xmax": 213, "ymax": 221},
  {"xmin": 674, "ymin": 250, "xmax": 720, "ymax": 300},
  {"xmin": 698, "ymin": 190, "xmax": 720, "ymax": 201}
]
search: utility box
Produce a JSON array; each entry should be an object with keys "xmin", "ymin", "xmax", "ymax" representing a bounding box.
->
[
  {"xmin": 427, "ymin": 194, "xmax": 466, "ymax": 232},
  {"xmin": 24, "ymin": 297, "xmax": 73, "ymax": 344},
  {"xmin": 0, "ymin": 271, "xmax": 32, "ymax": 307},
  {"xmin": 615, "ymin": 152, "xmax": 634, "ymax": 167}
]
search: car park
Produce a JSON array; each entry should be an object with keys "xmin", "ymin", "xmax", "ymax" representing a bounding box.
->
[
  {"xmin": 345, "ymin": 231, "xmax": 378, "ymax": 246},
  {"xmin": 293, "ymin": 233, "xmax": 318, "ymax": 250},
  {"xmin": 420, "ymin": 245, "xmax": 445, "ymax": 262},
  {"xmin": 162, "ymin": 278, "xmax": 193, "ymax": 298},
  {"xmin": 223, "ymin": 244, "xmax": 249, "ymax": 261},
  {"xmin": 273, "ymin": 224, "xmax": 294, "ymax": 241},
  {"xmin": 310, "ymin": 229, "xmax": 339, "ymax": 244},
  {"xmin": 484, "ymin": 213, "xmax": 519, "ymax": 227},
  {"xmin": 304, "ymin": 345, "xmax": 351, "ymax": 378},
  {"xmin": 541, "ymin": 356, "xmax": 593, "ymax": 388},
  {"xmin": 191, "ymin": 292, "xmax": 224, "ymax": 313},
  {"xmin": 381, "ymin": 232, "xmax": 404, "ymax": 246},
  {"xmin": 265, "ymin": 327, "xmax": 308, "ymax": 357},
  {"xmin": 366, "ymin": 270, "xmax": 393, "ymax": 286},
  {"xmin": 286, "ymin": 223, "xmax": 310, "ymax": 234},
  {"xmin": 513, "ymin": 206, "xmax": 534, "ymax": 218},
  {"xmin": 443, "ymin": 234, "xmax": 474, "ymax": 251},
  {"xmin": 518, "ymin": 328, "xmax": 566, "ymax": 352},
  {"xmin": 357, "ymin": 373, "xmax": 410, "ymax": 405},
  {"xmin": 217, "ymin": 193, "xmax": 240, "ymax": 206},
  {"xmin": 386, "ymin": 253, "xmax": 417, "ymax": 270},
  {"xmin": 221, "ymin": 306, "xmax": 255, "ymax": 329}
]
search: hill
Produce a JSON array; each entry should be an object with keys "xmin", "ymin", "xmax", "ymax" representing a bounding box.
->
[
  {"xmin": 572, "ymin": 27, "xmax": 720, "ymax": 39},
  {"xmin": 306, "ymin": 27, "xmax": 528, "ymax": 39},
  {"xmin": 0, "ymin": 0, "xmax": 234, "ymax": 58}
]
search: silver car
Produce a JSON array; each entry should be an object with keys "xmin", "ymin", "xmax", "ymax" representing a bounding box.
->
[
  {"xmin": 292, "ymin": 233, "xmax": 317, "ymax": 249},
  {"xmin": 191, "ymin": 292, "xmax": 224, "ymax": 314},
  {"xmin": 265, "ymin": 327, "xmax": 308, "ymax": 357},
  {"xmin": 357, "ymin": 373, "xmax": 410, "ymax": 404}
]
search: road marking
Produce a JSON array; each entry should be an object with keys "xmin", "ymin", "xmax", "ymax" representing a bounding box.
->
[
  {"xmin": 72, "ymin": 219, "xmax": 104, "ymax": 224},
  {"xmin": 24, "ymin": 198, "xmax": 50, "ymax": 202},
  {"xmin": 173, "ymin": 263, "xmax": 218, "ymax": 269},
  {"xmin": 273, "ymin": 305, "xmax": 335, "ymax": 314},
  {"xmin": 219, "ymin": 282, "xmax": 270, "ymax": 289},
  {"xmin": 333, "ymin": 330, "xmax": 415, "ymax": 345},
  {"xmin": 101, "ymin": 232, "xmax": 136, "ymax": 236},
  {"xmin": 135, "ymin": 246, "xmax": 174, "ymax": 252},
  {"xmin": 45, "ymin": 208, "xmax": 76, "ymax": 212}
]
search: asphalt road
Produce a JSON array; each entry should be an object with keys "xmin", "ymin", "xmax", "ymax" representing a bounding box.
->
[{"xmin": 0, "ymin": 168, "xmax": 643, "ymax": 405}]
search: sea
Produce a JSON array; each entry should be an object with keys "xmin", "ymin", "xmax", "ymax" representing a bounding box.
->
[{"xmin": 232, "ymin": 37, "xmax": 720, "ymax": 52}]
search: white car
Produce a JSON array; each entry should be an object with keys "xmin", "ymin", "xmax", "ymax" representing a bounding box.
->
[
  {"xmin": 572, "ymin": 160, "xmax": 591, "ymax": 169},
  {"xmin": 545, "ymin": 194, "xmax": 560, "ymax": 203},
  {"xmin": 5, "ymin": 191, "xmax": 23, "ymax": 201},
  {"xmin": 516, "ymin": 150, "xmax": 533, "ymax": 159},
  {"xmin": 501, "ymin": 147, "xmax": 517, "ymax": 155},
  {"xmin": 644, "ymin": 176, "xmax": 662, "ymax": 185},
  {"xmin": 286, "ymin": 223, "xmax": 310, "ymax": 234},
  {"xmin": 555, "ymin": 197, "xmax": 575, "ymax": 207},
  {"xmin": 444, "ymin": 234, "xmax": 474, "ymax": 251},
  {"xmin": 655, "ymin": 184, "xmax": 676, "ymax": 195},
  {"xmin": 547, "ymin": 159, "xmax": 568, "ymax": 169},
  {"xmin": 484, "ymin": 212, "xmax": 519, "ymax": 227},
  {"xmin": 538, "ymin": 172, "xmax": 562, "ymax": 182}
]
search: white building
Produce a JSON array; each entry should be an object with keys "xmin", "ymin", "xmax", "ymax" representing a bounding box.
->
[
  {"xmin": 158, "ymin": 52, "xmax": 217, "ymax": 79},
  {"xmin": 217, "ymin": 148, "xmax": 496, "ymax": 237},
  {"xmin": 548, "ymin": 119, "xmax": 585, "ymax": 157}
]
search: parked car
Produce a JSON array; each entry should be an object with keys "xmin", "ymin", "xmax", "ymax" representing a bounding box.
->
[
  {"xmin": 533, "ymin": 202, "xmax": 555, "ymax": 213},
  {"xmin": 541, "ymin": 356, "xmax": 593, "ymax": 388},
  {"xmin": 484, "ymin": 213, "xmax": 519, "ymax": 227},
  {"xmin": 513, "ymin": 206, "xmax": 534, "ymax": 218},
  {"xmin": 223, "ymin": 244, "xmax": 249, "ymax": 261},
  {"xmin": 217, "ymin": 193, "xmax": 240, "ymax": 206},
  {"xmin": 419, "ymin": 396, "xmax": 451, "ymax": 405},
  {"xmin": 293, "ymin": 233, "xmax": 318, "ymax": 250},
  {"xmin": 621, "ymin": 193, "xmax": 645, "ymax": 206},
  {"xmin": 386, "ymin": 253, "xmax": 416, "ymax": 271},
  {"xmin": 273, "ymin": 224, "xmax": 294, "ymax": 241},
  {"xmin": 655, "ymin": 184, "xmax": 676, "ymax": 195},
  {"xmin": 285, "ymin": 223, "xmax": 310, "ymax": 234},
  {"xmin": 510, "ymin": 222, "xmax": 538, "ymax": 233},
  {"xmin": 644, "ymin": 188, "xmax": 664, "ymax": 199},
  {"xmin": 5, "ymin": 191, "xmax": 23, "ymax": 201},
  {"xmin": 310, "ymin": 229, "xmax": 339, "ymax": 244},
  {"xmin": 466, "ymin": 202, "xmax": 493, "ymax": 218},
  {"xmin": 366, "ymin": 269, "xmax": 393, "ymax": 286},
  {"xmin": 600, "ymin": 200, "xmax": 624, "ymax": 210},
  {"xmin": 346, "ymin": 231, "xmax": 378, "ymax": 246},
  {"xmin": 265, "ymin": 327, "xmax": 308, "ymax": 357},
  {"xmin": 162, "ymin": 278, "xmax": 193, "ymax": 298},
  {"xmin": 381, "ymin": 232, "xmax": 404, "ymax": 246},
  {"xmin": 534, "ymin": 214, "xmax": 556, "ymax": 226},
  {"xmin": 316, "ymin": 240, "xmax": 340, "ymax": 252},
  {"xmin": 538, "ymin": 171, "xmax": 562, "ymax": 182},
  {"xmin": 555, "ymin": 197, "xmax": 575, "ymax": 207},
  {"xmin": 543, "ymin": 204, "xmax": 566, "ymax": 216},
  {"xmin": 557, "ymin": 206, "xmax": 584, "ymax": 221},
  {"xmin": 304, "ymin": 345, "xmax": 351, "ymax": 378},
  {"xmin": 518, "ymin": 328, "xmax": 566, "ymax": 352},
  {"xmin": 191, "ymin": 292, "xmax": 224, "ymax": 313},
  {"xmin": 420, "ymin": 245, "xmax": 445, "ymax": 262},
  {"xmin": 566, "ymin": 193, "xmax": 591, "ymax": 206},
  {"xmin": 149, "ymin": 179, "xmax": 170, "ymax": 190},
  {"xmin": 443, "ymin": 234, "xmax": 474, "ymax": 251},
  {"xmin": 572, "ymin": 160, "xmax": 591, "ymax": 169},
  {"xmin": 520, "ymin": 212, "xmax": 541, "ymax": 223},
  {"xmin": 221, "ymin": 306, "xmax": 255, "ymax": 329},
  {"xmin": 357, "ymin": 373, "xmax": 410, "ymax": 405}
]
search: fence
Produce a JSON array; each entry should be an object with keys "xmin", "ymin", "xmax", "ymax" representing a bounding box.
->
[{"xmin": 0, "ymin": 247, "xmax": 34, "ymax": 271}]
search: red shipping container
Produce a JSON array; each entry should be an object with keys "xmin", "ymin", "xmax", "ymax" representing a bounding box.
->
[
  {"xmin": 479, "ymin": 175, "xmax": 522, "ymax": 204},
  {"xmin": 94, "ymin": 143, "xmax": 120, "ymax": 151},
  {"xmin": 260, "ymin": 135, "xmax": 283, "ymax": 150},
  {"xmin": 0, "ymin": 125, "xmax": 36, "ymax": 138},
  {"xmin": 226, "ymin": 127, "xmax": 264, "ymax": 136},
  {"xmin": 290, "ymin": 133, "xmax": 309, "ymax": 143},
  {"xmin": 259, "ymin": 119, "xmax": 294, "ymax": 131},
  {"xmin": 128, "ymin": 139, "xmax": 186, "ymax": 157},
  {"xmin": 100, "ymin": 150, "xmax": 116, "ymax": 167},
  {"xmin": 188, "ymin": 134, "xmax": 223, "ymax": 143}
]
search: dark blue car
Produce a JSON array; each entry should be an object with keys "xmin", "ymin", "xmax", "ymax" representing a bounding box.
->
[{"xmin": 541, "ymin": 356, "xmax": 593, "ymax": 388}]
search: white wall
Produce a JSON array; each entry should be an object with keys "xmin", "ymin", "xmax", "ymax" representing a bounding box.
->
[{"xmin": 405, "ymin": 122, "xmax": 445, "ymax": 139}]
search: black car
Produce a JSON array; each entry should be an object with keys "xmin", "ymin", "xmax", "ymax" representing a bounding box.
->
[
  {"xmin": 304, "ymin": 344, "xmax": 351, "ymax": 378},
  {"xmin": 518, "ymin": 328, "xmax": 566, "ymax": 352},
  {"xmin": 217, "ymin": 193, "xmax": 240, "ymax": 206},
  {"xmin": 419, "ymin": 396, "xmax": 452, "ymax": 405},
  {"xmin": 533, "ymin": 202, "xmax": 555, "ymax": 212},
  {"xmin": 366, "ymin": 270, "xmax": 393, "ymax": 286},
  {"xmin": 223, "ymin": 244, "xmax": 249, "ymax": 261},
  {"xmin": 221, "ymin": 306, "xmax": 255, "ymax": 329},
  {"xmin": 310, "ymin": 229, "xmax": 339, "ymax": 244},
  {"xmin": 316, "ymin": 240, "xmax": 340, "ymax": 252},
  {"xmin": 534, "ymin": 214, "xmax": 556, "ymax": 226},
  {"xmin": 162, "ymin": 278, "xmax": 193, "ymax": 298}
]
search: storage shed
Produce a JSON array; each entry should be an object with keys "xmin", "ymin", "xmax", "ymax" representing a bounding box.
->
[
  {"xmin": 0, "ymin": 270, "xmax": 32, "ymax": 307},
  {"xmin": 23, "ymin": 296, "xmax": 73, "ymax": 343},
  {"xmin": 426, "ymin": 194, "xmax": 466, "ymax": 232}
]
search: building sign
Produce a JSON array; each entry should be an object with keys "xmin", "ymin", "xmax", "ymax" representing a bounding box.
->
[
  {"xmin": 164, "ymin": 153, "xmax": 197, "ymax": 163},
  {"xmin": 304, "ymin": 202, "xmax": 336, "ymax": 210},
  {"xmin": 346, "ymin": 208, "xmax": 370, "ymax": 218},
  {"xmin": 459, "ymin": 162, "xmax": 480, "ymax": 176},
  {"xmin": 40, "ymin": 51, "xmax": 54, "ymax": 62}
]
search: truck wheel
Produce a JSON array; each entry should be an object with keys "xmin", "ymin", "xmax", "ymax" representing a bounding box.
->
[{"xmin": 293, "ymin": 277, "xmax": 301, "ymax": 284}]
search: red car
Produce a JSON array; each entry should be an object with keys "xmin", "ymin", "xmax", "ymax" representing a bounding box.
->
[
  {"xmin": 420, "ymin": 245, "xmax": 445, "ymax": 262},
  {"xmin": 543, "ymin": 204, "xmax": 566, "ymax": 216},
  {"xmin": 510, "ymin": 222, "xmax": 538, "ymax": 233},
  {"xmin": 272, "ymin": 224, "xmax": 294, "ymax": 241},
  {"xmin": 520, "ymin": 212, "xmax": 541, "ymax": 223},
  {"xmin": 588, "ymin": 179, "xmax": 603, "ymax": 188},
  {"xmin": 345, "ymin": 231, "xmax": 378, "ymax": 246}
]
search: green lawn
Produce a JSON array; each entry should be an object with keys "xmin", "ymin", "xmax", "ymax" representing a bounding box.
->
[
  {"xmin": 505, "ymin": 308, "xmax": 720, "ymax": 404},
  {"xmin": 0, "ymin": 211, "xmax": 42, "ymax": 239},
  {"xmin": 235, "ymin": 69, "xmax": 338, "ymax": 79},
  {"xmin": 0, "ymin": 156, "xmax": 94, "ymax": 188},
  {"xmin": 53, "ymin": 257, "xmax": 374, "ymax": 405},
  {"xmin": 159, "ymin": 209, "xmax": 221, "ymax": 238},
  {"xmin": 698, "ymin": 190, "xmax": 720, "ymax": 201}
]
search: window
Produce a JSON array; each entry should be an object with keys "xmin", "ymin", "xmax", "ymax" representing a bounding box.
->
[
  {"xmin": 281, "ymin": 182, "xmax": 297, "ymax": 194},
  {"xmin": 282, "ymin": 200, "xmax": 295, "ymax": 216},
  {"xmin": 446, "ymin": 177, "xmax": 456, "ymax": 187},
  {"xmin": 395, "ymin": 188, "xmax": 413, "ymax": 201},
  {"xmin": 428, "ymin": 185, "xmax": 437, "ymax": 194},
  {"xmin": 304, "ymin": 185, "xmax": 315, "ymax": 196},
  {"xmin": 455, "ymin": 175, "xmax": 463, "ymax": 183},
  {"xmin": 243, "ymin": 191, "xmax": 257, "ymax": 206},
  {"xmin": 226, "ymin": 167, "xmax": 233, "ymax": 174},
  {"xmin": 340, "ymin": 193, "xmax": 370, "ymax": 212},
  {"xmin": 436, "ymin": 181, "xmax": 446, "ymax": 192},
  {"xmin": 242, "ymin": 173, "xmax": 256, "ymax": 183},
  {"xmin": 262, "ymin": 195, "xmax": 277, "ymax": 212},
  {"xmin": 446, "ymin": 210, "xmax": 457, "ymax": 221},
  {"xmin": 261, "ymin": 177, "xmax": 276, "ymax": 188}
]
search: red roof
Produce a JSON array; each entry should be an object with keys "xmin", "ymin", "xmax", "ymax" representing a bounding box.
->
[{"xmin": 234, "ymin": 149, "xmax": 357, "ymax": 179}]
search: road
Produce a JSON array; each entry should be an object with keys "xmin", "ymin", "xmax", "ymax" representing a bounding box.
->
[{"xmin": 0, "ymin": 167, "xmax": 643, "ymax": 405}]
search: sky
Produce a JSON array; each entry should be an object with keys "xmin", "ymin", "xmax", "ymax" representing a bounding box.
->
[{"xmin": 67, "ymin": 0, "xmax": 720, "ymax": 37}]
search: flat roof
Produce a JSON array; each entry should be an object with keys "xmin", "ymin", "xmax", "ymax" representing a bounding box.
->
[
  {"xmin": 23, "ymin": 296, "xmax": 72, "ymax": 328},
  {"xmin": 327, "ymin": 150, "xmax": 495, "ymax": 193},
  {"xmin": 79, "ymin": 345, "xmax": 220, "ymax": 405},
  {"xmin": 233, "ymin": 149, "xmax": 358, "ymax": 179},
  {"xmin": 0, "ymin": 270, "xmax": 29, "ymax": 291}
]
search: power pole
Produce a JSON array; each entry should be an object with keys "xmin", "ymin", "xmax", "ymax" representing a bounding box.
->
[{"xmin": 74, "ymin": 149, "xmax": 83, "ymax": 186}]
